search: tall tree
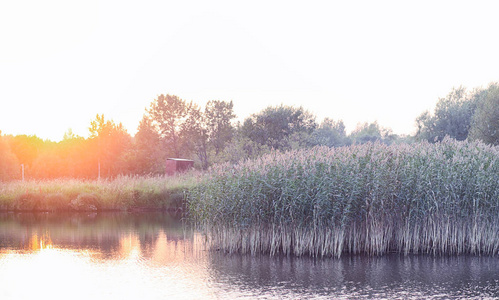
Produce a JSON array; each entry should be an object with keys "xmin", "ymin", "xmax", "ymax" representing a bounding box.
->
[
  {"xmin": 0, "ymin": 132, "xmax": 20, "ymax": 181},
  {"xmin": 147, "ymin": 94, "xmax": 192, "ymax": 157},
  {"xmin": 130, "ymin": 115, "xmax": 165, "ymax": 174},
  {"xmin": 7, "ymin": 134, "xmax": 44, "ymax": 171},
  {"xmin": 183, "ymin": 104, "xmax": 209, "ymax": 169},
  {"xmin": 89, "ymin": 114, "xmax": 131, "ymax": 178},
  {"xmin": 31, "ymin": 143, "xmax": 64, "ymax": 179},
  {"xmin": 350, "ymin": 121, "xmax": 395, "ymax": 144},
  {"xmin": 310, "ymin": 118, "xmax": 350, "ymax": 147},
  {"xmin": 205, "ymin": 100, "xmax": 236, "ymax": 155},
  {"xmin": 470, "ymin": 82, "xmax": 499, "ymax": 145},
  {"xmin": 241, "ymin": 105, "xmax": 317, "ymax": 150},
  {"xmin": 416, "ymin": 86, "xmax": 477, "ymax": 142},
  {"xmin": 58, "ymin": 131, "xmax": 91, "ymax": 178}
]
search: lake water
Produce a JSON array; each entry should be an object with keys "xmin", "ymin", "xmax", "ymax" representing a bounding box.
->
[{"xmin": 0, "ymin": 212, "xmax": 497, "ymax": 299}]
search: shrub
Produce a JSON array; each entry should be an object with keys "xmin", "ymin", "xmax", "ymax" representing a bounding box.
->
[{"xmin": 70, "ymin": 193, "xmax": 100, "ymax": 211}]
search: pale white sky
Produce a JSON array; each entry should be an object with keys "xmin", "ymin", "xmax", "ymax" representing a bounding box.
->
[{"xmin": 1, "ymin": 0, "xmax": 498, "ymax": 141}]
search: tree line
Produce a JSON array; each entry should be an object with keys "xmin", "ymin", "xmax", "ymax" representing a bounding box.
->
[{"xmin": 0, "ymin": 82, "xmax": 498, "ymax": 181}]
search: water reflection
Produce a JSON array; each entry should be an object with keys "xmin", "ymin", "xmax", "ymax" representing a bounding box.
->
[
  {"xmin": 0, "ymin": 213, "xmax": 497, "ymax": 300},
  {"xmin": 207, "ymin": 253, "xmax": 499, "ymax": 299}
]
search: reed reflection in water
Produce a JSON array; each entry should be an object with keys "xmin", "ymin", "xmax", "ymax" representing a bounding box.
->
[{"xmin": 0, "ymin": 213, "xmax": 497, "ymax": 299}]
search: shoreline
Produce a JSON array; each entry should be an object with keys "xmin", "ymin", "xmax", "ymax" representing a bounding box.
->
[{"xmin": 0, "ymin": 175, "xmax": 195, "ymax": 213}]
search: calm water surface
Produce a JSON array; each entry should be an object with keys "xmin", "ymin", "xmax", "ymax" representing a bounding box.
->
[{"xmin": 0, "ymin": 212, "xmax": 497, "ymax": 299}]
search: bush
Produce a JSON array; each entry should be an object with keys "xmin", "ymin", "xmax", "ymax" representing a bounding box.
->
[{"xmin": 44, "ymin": 193, "xmax": 70, "ymax": 211}]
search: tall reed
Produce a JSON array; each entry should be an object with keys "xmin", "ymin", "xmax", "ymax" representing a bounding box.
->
[{"xmin": 188, "ymin": 138, "xmax": 499, "ymax": 257}]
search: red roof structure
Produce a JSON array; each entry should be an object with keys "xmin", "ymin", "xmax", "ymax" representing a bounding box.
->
[{"xmin": 165, "ymin": 158, "xmax": 194, "ymax": 176}]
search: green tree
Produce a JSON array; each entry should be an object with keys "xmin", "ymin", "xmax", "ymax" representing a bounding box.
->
[
  {"xmin": 416, "ymin": 86, "xmax": 477, "ymax": 142},
  {"xmin": 183, "ymin": 104, "xmax": 209, "ymax": 169},
  {"xmin": 129, "ymin": 116, "xmax": 165, "ymax": 174},
  {"xmin": 241, "ymin": 105, "xmax": 317, "ymax": 150},
  {"xmin": 470, "ymin": 82, "xmax": 499, "ymax": 145},
  {"xmin": 310, "ymin": 118, "xmax": 350, "ymax": 147},
  {"xmin": 147, "ymin": 94, "xmax": 192, "ymax": 158},
  {"xmin": 216, "ymin": 130, "xmax": 271, "ymax": 164},
  {"xmin": 205, "ymin": 100, "xmax": 236, "ymax": 155},
  {"xmin": 350, "ymin": 121, "xmax": 396, "ymax": 144}
]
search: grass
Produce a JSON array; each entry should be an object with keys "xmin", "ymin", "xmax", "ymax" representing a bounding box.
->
[
  {"xmin": 188, "ymin": 138, "xmax": 499, "ymax": 257},
  {"xmin": 0, "ymin": 172, "xmax": 203, "ymax": 212}
]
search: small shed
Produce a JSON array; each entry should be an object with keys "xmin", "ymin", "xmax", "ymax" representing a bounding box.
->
[{"xmin": 165, "ymin": 158, "xmax": 194, "ymax": 176}]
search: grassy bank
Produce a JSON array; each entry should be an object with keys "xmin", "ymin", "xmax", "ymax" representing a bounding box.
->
[
  {"xmin": 0, "ymin": 173, "xmax": 203, "ymax": 212},
  {"xmin": 188, "ymin": 139, "xmax": 499, "ymax": 257}
]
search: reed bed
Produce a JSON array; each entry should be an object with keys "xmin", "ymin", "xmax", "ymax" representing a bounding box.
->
[
  {"xmin": 0, "ymin": 173, "xmax": 203, "ymax": 211},
  {"xmin": 188, "ymin": 138, "xmax": 499, "ymax": 257}
]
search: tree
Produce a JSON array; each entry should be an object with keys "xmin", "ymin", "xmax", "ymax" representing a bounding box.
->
[
  {"xmin": 241, "ymin": 105, "xmax": 317, "ymax": 150},
  {"xmin": 7, "ymin": 134, "xmax": 44, "ymax": 172},
  {"xmin": 0, "ymin": 132, "xmax": 19, "ymax": 181},
  {"xmin": 310, "ymin": 118, "xmax": 350, "ymax": 147},
  {"xmin": 89, "ymin": 114, "xmax": 131, "ymax": 178},
  {"xmin": 416, "ymin": 86, "xmax": 477, "ymax": 142},
  {"xmin": 147, "ymin": 94, "xmax": 192, "ymax": 158},
  {"xmin": 350, "ymin": 121, "xmax": 396, "ymax": 144},
  {"xmin": 183, "ymin": 104, "xmax": 209, "ymax": 169},
  {"xmin": 129, "ymin": 115, "xmax": 165, "ymax": 174},
  {"xmin": 216, "ymin": 130, "xmax": 271, "ymax": 164},
  {"xmin": 205, "ymin": 100, "xmax": 236, "ymax": 155},
  {"xmin": 470, "ymin": 82, "xmax": 499, "ymax": 145},
  {"xmin": 58, "ymin": 131, "xmax": 92, "ymax": 178},
  {"xmin": 31, "ymin": 144, "xmax": 64, "ymax": 179}
]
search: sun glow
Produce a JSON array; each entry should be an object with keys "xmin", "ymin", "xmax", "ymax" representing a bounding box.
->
[
  {"xmin": 28, "ymin": 233, "xmax": 53, "ymax": 252},
  {"xmin": 119, "ymin": 233, "xmax": 142, "ymax": 260}
]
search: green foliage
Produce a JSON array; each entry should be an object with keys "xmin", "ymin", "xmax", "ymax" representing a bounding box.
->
[
  {"xmin": 309, "ymin": 118, "xmax": 350, "ymax": 147},
  {"xmin": 349, "ymin": 121, "xmax": 395, "ymax": 144},
  {"xmin": 147, "ymin": 94, "xmax": 192, "ymax": 157},
  {"xmin": 214, "ymin": 133, "xmax": 271, "ymax": 164},
  {"xmin": 416, "ymin": 86, "xmax": 477, "ymax": 142},
  {"xmin": 470, "ymin": 82, "xmax": 499, "ymax": 145},
  {"xmin": 139, "ymin": 96, "xmax": 236, "ymax": 170},
  {"xmin": 128, "ymin": 116, "xmax": 166, "ymax": 175},
  {"xmin": 2, "ymin": 84, "xmax": 497, "ymax": 181},
  {"xmin": 182, "ymin": 104, "xmax": 209, "ymax": 169},
  {"xmin": 189, "ymin": 139, "xmax": 499, "ymax": 257},
  {"xmin": 241, "ymin": 105, "xmax": 317, "ymax": 150},
  {"xmin": 205, "ymin": 100, "xmax": 236, "ymax": 154}
]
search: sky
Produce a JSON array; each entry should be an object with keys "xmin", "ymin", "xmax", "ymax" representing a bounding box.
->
[{"xmin": 1, "ymin": 0, "xmax": 499, "ymax": 141}]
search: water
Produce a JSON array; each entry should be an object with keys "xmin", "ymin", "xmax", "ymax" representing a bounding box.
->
[{"xmin": 0, "ymin": 212, "xmax": 497, "ymax": 299}]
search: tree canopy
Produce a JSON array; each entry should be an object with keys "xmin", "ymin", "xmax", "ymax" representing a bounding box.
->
[
  {"xmin": 470, "ymin": 83, "xmax": 499, "ymax": 145},
  {"xmin": 241, "ymin": 105, "xmax": 317, "ymax": 150},
  {"xmin": 416, "ymin": 86, "xmax": 477, "ymax": 142},
  {"xmin": 1, "ymin": 82, "xmax": 497, "ymax": 181}
]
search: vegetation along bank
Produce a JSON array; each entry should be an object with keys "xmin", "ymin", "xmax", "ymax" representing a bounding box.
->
[
  {"xmin": 188, "ymin": 139, "xmax": 499, "ymax": 257},
  {"xmin": 0, "ymin": 175, "xmax": 201, "ymax": 212},
  {"xmin": 1, "ymin": 139, "xmax": 497, "ymax": 257}
]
